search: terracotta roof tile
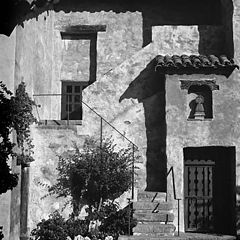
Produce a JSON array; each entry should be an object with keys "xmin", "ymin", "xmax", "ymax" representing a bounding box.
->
[{"xmin": 155, "ymin": 55, "xmax": 239, "ymax": 75}]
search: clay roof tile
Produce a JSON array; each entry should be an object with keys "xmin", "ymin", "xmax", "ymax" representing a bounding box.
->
[{"xmin": 155, "ymin": 54, "xmax": 239, "ymax": 74}]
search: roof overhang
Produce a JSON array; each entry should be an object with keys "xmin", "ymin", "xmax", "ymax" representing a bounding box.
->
[{"xmin": 155, "ymin": 55, "xmax": 239, "ymax": 77}]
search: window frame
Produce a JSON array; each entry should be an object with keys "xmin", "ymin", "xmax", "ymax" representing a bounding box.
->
[{"xmin": 61, "ymin": 81, "xmax": 88, "ymax": 121}]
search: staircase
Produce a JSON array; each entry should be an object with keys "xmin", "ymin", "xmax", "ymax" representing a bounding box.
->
[{"xmin": 119, "ymin": 191, "xmax": 176, "ymax": 240}]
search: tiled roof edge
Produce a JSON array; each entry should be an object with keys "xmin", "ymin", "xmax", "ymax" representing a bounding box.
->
[{"xmin": 155, "ymin": 55, "xmax": 239, "ymax": 71}]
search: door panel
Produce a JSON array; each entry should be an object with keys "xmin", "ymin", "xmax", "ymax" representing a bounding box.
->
[
  {"xmin": 184, "ymin": 147, "xmax": 236, "ymax": 235},
  {"xmin": 184, "ymin": 159, "xmax": 214, "ymax": 232}
]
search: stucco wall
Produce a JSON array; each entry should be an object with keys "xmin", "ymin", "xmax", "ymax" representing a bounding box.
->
[
  {"xmin": 82, "ymin": 24, "xmax": 225, "ymax": 192},
  {"xmin": 1, "ymin": 0, "xmax": 240, "ymax": 236},
  {"xmin": 29, "ymin": 126, "xmax": 89, "ymax": 230},
  {"xmin": 165, "ymin": 72, "xmax": 240, "ymax": 232},
  {"xmin": 11, "ymin": 10, "xmax": 144, "ymax": 235}
]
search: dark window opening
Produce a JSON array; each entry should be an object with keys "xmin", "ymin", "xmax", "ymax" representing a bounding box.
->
[
  {"xmin": 61, "ymin": 81, "xmax": 88, "ymax": 120},
  {"xmin": 188, "ymin": 85, "xmax": 213, "ymax": 120}
]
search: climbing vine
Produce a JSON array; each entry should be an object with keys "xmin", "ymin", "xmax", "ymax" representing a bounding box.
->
[
  {"xmin": 12, "ymin": 82, "xmax": 36, "ymax": 166},
  {"xmin": 0, "ymin": 81, "xmax": 36, "ymax": 194}
]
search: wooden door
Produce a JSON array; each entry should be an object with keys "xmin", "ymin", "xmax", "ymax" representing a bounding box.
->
[
  {"xmin": 184, "ymin": 147, "xmax": 236, "ymax": 235},
  {"xmin": 184, "ymin": 158, "xmax": 215, "ymax": 232}
]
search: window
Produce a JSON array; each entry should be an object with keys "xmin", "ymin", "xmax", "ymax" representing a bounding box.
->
[{"xmin": 61, "ymin": 81, "xmax": 88, "ymax": 120}]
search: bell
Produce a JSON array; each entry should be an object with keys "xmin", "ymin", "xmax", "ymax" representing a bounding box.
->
[{"xmin": 194, "ymin": 95, "xmax": 205, "ymax": 120}]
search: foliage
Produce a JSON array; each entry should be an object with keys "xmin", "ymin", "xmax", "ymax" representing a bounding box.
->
[
  {"xmin": 65, "ymin": 218, "xmax": 89, "ymax": 240},
  {"xmin": 49, "ymin": 138, "xmax": 134, "ymax": 216},
  {"xmin": 31, "ymin": 204, "xmax": 137, "ymax": 240},
  {"xmin": 30, "ymin": 211, "xmax": 69, "ymax": 240},
  {"xmin": 0, "ymin": 81, "xmax": 18, "ymax": 194},
  {"xmin": 30, "ymin": 211, "xmax": 89, "ymax": 240},
  {"xmin": 89, "ymin": 201, "xmax": 119, "ymax": 221},
  {"xmin": 12, "ymin": 82, "xmax": 36, "ymax": 166},
  {"xmin": 0, "ymin": 226, "xmax": 4, "ymax": 240},
  {"xmin": 0, "ymin": 81, "xmax": 36, "ymax": 194},
  {"xmin": 99, "ymin": 203, "xmax": 137, "ymax": 238}
]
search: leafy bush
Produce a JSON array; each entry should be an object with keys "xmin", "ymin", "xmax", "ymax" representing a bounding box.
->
[
  {"xmin": 49, "ymin": 138, "xmax": 135, "ymax": 216},
  {"xmin": 31, "ymin": 203, "xmax": 137, "ymax": 240},
  {"xmin": 65, "ymin": 218, "xmax": 89, "ymax": 239},
  {"xmin": 0, "ymin": 81, "xmax": 18, "ymax": 193},
  {"xmin": 99, "ymin": 203, "xmax": 137, "ymax": 238},
  {"xmin": 30, "ymin": 211, "xmax": 68, "ymax": 240},
  {"xmin": 31, "ymin": 211, "xmax": 92, "ymax": 240},
  {"xmin": 12, "ymin": 81, "xmax": 36, "ymax": 166},
  {"xmin": 0, "ymin": 81, "xmax": 36, "ymax": 194},
  {"xmin": 87, "ymin": 201, "xmax": 137, "ymax": 240}
]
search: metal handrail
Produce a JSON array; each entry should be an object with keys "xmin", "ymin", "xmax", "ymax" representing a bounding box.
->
[
  {"xmin": 33, "ymin": 93, "xmax": 137, "ymax": 200},
  {"xmin": 166, "ymin": 166, "xmax": 181, "ymax": 236}
]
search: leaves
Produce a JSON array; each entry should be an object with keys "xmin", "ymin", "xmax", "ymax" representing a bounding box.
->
[
  {"xmin": 30, "ymin": 211, "xmax": 89, "ymax": 240},
  {"xmin": 0, "ymin": 81, "xmax": 18, "ymax": 194},
  {"xmin": 99, "ymin": 204, "xmax": 137, "ymax": 237},
  {"xmin": 0, "ymin": 81, "xmax": 36, "ymax": 194},
  {"xmin": 12, "ymin": 82, "xmax": 36, "ymax": 165},
  {"xmin": 49, "ymin": 138, "xmax": 137, "ymax": 216}
]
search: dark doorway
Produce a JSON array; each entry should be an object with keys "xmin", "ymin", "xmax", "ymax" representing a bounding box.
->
[{"xmin": 184, "ymin": 146, "xmax": 236, "ymax": 235}]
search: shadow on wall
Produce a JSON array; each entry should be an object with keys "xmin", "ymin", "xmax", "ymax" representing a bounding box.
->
[
  {"xmin": 198, "ymin": 0, "xmax": 234, "ymax": 57},
  {"xmin": 119, "ymin": 59, "xmax": 167, "ymax": 192},
  {"xmin": 4, "ymin": 0, "xmax": 223, "ymax": 44}
]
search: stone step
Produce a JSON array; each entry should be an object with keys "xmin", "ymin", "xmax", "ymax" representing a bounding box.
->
[
  {"xmin": 133, "ymin": 202, "xmax": 173, "ymax": 211},
  {"xmin": 137, "ymin": 191, "xmax": 166, "ymax": 202},
  {"xmin": 118, "ymin": 233, "xmax": 236, "ymax": 240},
  {"xmin": 133, "ymin": 212, "xmax": 174, "ymax": 222},
  {"xmin": 133, "ymin": 223, "xmax": 175, "ymax": 235},
  {"xmin": 119, "ymin": 235, "xmax": 179, "ymax": 240}
]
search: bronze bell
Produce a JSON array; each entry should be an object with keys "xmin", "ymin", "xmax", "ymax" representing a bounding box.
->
[{"xmin": 194, "ymin": 95, "xmax": 205, "ymax": 120}]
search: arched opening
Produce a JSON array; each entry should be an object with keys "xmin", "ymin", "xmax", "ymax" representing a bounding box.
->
[{"xmin": 188, "ymin": 85, "xmax": 213, "ymax": 120}]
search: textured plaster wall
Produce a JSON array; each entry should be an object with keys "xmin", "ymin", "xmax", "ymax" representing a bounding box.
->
[
  {"xmin": 1, "ymin": 0, "xmax": 240, "ymax": 236},
  {"xmin": 54, "ymin": 10, "xmax": 143, "ymax": 79},
  {"xmin": 165, "ymin": 72, "xmax": 240, "ymax": 232},
  {"xmin": 10, "ymin": 10, "xmax": 144, "ymax": 235},
  {"xmin": 17, "ymin": 10, "xmax": 143, "ymax": 120},
  {"xmin": 29, "ymin": 126, "xmax": 88, "ymax": 230},
  {"xmin": 82, "ymin": 25, "xmax": 225, "ymax": 192}
]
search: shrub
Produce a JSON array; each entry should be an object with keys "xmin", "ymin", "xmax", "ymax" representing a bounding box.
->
[
  {"xmin": 48, "ymin": 138, "xmax": 136, "ymax": 217},
  {"xmin": 0, "ymin": 81, "xmax": 36, "ymax": 194},
  {"xmin": 31, "ymin": 203, "xmax": 137, "ymax": 240},
  {"xmin": 30, "ymin": 211, "xmax": 68, "ymax": 240},
  {"xmin": 65, "ymin": 218, "xmax": 89, "ymax": 239},
  {"xmin": 0, "ymin": 81, "xmax": 18, "ymax": 194},
  {"xmin": 99, "ymin": 203, "xmax": 137, "ymax": 238}
]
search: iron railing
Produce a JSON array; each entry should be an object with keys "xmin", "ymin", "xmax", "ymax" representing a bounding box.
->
[
  {"xmin": 33, "ymin": 93, "xmax": 138, "ymax": 200},
  {"xmin": 166, "ymin": 166, "xmax": 181, "ymax": 236}
]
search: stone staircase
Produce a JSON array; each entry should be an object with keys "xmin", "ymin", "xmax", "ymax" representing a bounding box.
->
[
  {"xmin": 119, "ymin": 191, "xmax": 175, "ymax": 240},
  {"xmin": 119, "ymin": 191, "xmax": 236, "ymax": 240}
]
